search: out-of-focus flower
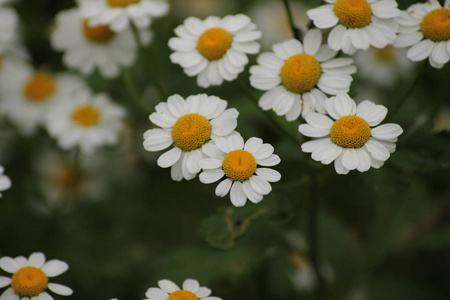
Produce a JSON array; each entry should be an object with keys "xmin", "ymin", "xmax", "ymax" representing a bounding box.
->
[
  {"xmin": 199, "ymin": 135, "xmax": 281, "ymax": 207},
  {"xmin": 145, "ymin": 278, "xmax": 221, "ymax": 300},
  {"xmin": 307, "ymin": 0, "xmax": 400, "ymax": 54},
  {"xmin": 79, "ymin": 0, "xmax": 169, "ymax": 32},
  {"xmin": 248, "ymin": 0, "xmax": 311, "ymax": 50},
  {"xmin": 354, "ymin": 46, "xmax": 414, "ymax": 87},
  {"xmin": 143, "ymin": 94, "xmax": 238, "ymax": 181},
  {"xmin": 0, "ymin": 58, "xmax": 86, "ymax": 135},
  {"xmin": 171, "ymin": 0, "xmax": 232, "ymax": 19},
  {"xmin": 0, "ymin": 2, "xmax": 18, "ymax": 54},
  {"xmin": 51, "ymin": 7, "xmax": 152, "ymax": 78},
  {"xmin": 433, "ymin": 106, "xmax": 450, "ymax": 132},
  {"xmin": 0, "ymin": 165, "xmax": 11, "ymax": 197},
  {"xmin": 46, "ymin": 89, "xmax": 125, "ymax": 155},
  {"xmin": 168, "ymin": 14, "xmax": 261, "ymax": 88},
  {"xmin": 393, "ymin": 0, "xmax": 450, "ymax": 69},
  {"xmin": 0, "ymin": 252, "xmax": 72, "ymax": 300},
  {"xmin": 250, "ymin": 32, "xmax": 356, "ymax": 121},
  {"xmin": 299, "ymin": 94, "xmax": 403, "ymax": 174}
]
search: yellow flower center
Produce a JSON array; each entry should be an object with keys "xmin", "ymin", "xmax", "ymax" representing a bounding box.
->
[
  {"xmin": 374, "ymin": 45, "xmax": 395, "ymax": 62},
  {"xmin": 172, "ymin": 113, "xmax": 212, "ymax": 151},
  {"xmin": 167, "ymin": 290, "xmax": 199, "ymax": 300},
  {"xmin": 197, "ymin": 27, "xmax": 233, "ymax": 61},
  {"xmin": 334, "ymin": 0, "xmax": 373, "ymax": 28},
  {"xmin": 11, "ymin": 267, "xmax": 48, "ymax": 297},
  {"xmin": 330, "ymin": 115, "xmax": 371, "ymax": 148},
  {"xmin": 222, "ymin": 149, "xmax": 257, "ymax": 182},
  {"xmin": 72, "ymin": 105, "xmax": 101, "ymax": 127},
  {"xmin": 420, "ymin": 8, "xmax": 450, "ymax": 42},
  {"xmin": 280, "ymin": 54, "xmax": 322, "ymax": 94},
  {"xmin": 23, "ymin": 72, "xmax": 56, "ymax": 103},
  {"xmin": 107, "ymin": 0, "xmax": 140, "ymax": 7},
  {"xmin": 82, "ymin": 19, "xmax": 115, "ymax": 43}
]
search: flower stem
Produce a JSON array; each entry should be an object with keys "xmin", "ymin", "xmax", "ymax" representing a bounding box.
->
[
  {"xmin": 121, "ymin": 68, "xmax": 150, "ymax": 113},
  {"xmin": 282, "ymin": 0, "xmax": 303, "ymax": 41},
  {"xmin": 385, "ymin": 61, "xmax": 427, "ymax": 122},
  {"xmin": 237, "ymin": 78, "xmax": 303, "ymax": 147}
]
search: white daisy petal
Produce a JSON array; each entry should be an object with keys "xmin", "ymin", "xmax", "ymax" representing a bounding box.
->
[
  {"xmin": 14, "ymin": 257, "xmax": 27, "ymax": 269},
  {"xmin": 341, "ymin": 148, "xmax": 359, "ymax": 170},
  {"xmin": 195, "ymin": 287, "xmax": 212, "ymax": 298},
  {"xmin": 199, "ymin": 169, "xmax": 225, "ymax": 184},
  {"xmin": 47, "ymin": 283, "xmax": 73, "ymax": 296},
  {"xmin": 215, "ymin": 178, "xmax": 233, "ymax": 197},
  {"xmin": 0, "ymin": 257, "xmax": 19, "ymax": 273},
  {"xmin": 182, "ymin": 279, "xmax": 200, "ymax": 293},
  {"xmin": 365, "ymin": 139, "xmax": 390, "ymax": 161},
  {"xmin": 355, "ymin": 147, "xmax": 371, "ymax": 172},
  {"xmin": 407, "ymin": 39, "xmax": 434, "ymax": 61},
  {"xmin": 199, "ymin": 158, "xmax": 223, "ymax": 170},
  {"xmin": 298, "ymin": 124, "xmax": 330, "ymax": 137},
  {"xmin": 41, "ymin": 260, "xmax": 69, "ymax": 277},
  {"xmin": 303, "ymin": 29, "xmax": 322, "ymax": 55},
  {"xmin": 244, "ymin": 137, "xmax": 263, "ymax": 153},
  {"xmin": 157, "ymin": 147, "xmax": 182, "ymax": 168},
  {"xmin": 227, "ymin": 135, "xmax": 244, "ymax": 151},
  {"xmin": 371, "ymin": 124, "xmax": 403, "ymax": 140},
  {"xmin": 38, "ymin": 292, "xmax": 53, "ymax": 300},
  {"xmin": 242, "ymin": 180, "xmax": 264, "ymax": 204},
  {"xmin": 256, "ymin": 154, "xmax": 281, "ymax": 166},
  {"xmin": 256, "ymin": 168, "xmax": 281, "ymax": 182},
  {"xmin": 0, "ymin": 277, "xmax": 11, "ymax": 289},
  {"xmin": 334, "ymin": 153, "xmax": 351, "ymax": 175},
  {"xmin": 230, "ymin": 181, "xmax": 247, "ymax": 207},
  {"xmin": 145, "ymin": 288, "xmax": 169, "ymax": 300},
  {"xmin": 158, "ymin": 280, "xmax": 180, "ymax": 294}
]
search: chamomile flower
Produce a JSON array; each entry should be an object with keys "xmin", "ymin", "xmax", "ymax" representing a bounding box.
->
[
  {"xmin": 250, "ymin": 32, "xmax": 356, "ymax": 121},
  {"xmin": 354, "ymin": 45, "xmax": 413, "ymax": 87},
  {"xmin": 0, "ymin": 252, "xmax": 72, "ymax": 300},
  {"xmin": 79, "ymin": 0, "xmax": 169, "ymax": 32},
  {"xmin": 145, "ymin": 278, "xmax": 221, "ymax": 300},
  {"xmin": 168, "ymin": 14, "xmax": 261, "ymax": 88},
  {"xmin": 299, "ymin": 94, "xmax": 403, "ymax": 174},
  {"xmin": 199, "ymin": 135, "xmax": 281, "ymax": 207},
  {"xmin": 393, "ymin": 0, "xmax": 450, "ymax": 68},
  {"xmin": 0, "ymin": 3, "xmax": 18, "ymax": 54},
  {"xmin": 0, "ymin": 58, "xmax": 86, "ymax": 135},
  {"xmin": 51, "ymin": 7, "xmax": 152, "ymax": 78},
  {"xmin": 0, "ymin": 166, "xmax": 11, "ymax": 197},
  {"xmin": 46, "ymin": 89, "xmax": 126, "ymax": 155},
  {"xmin": 307, "ymin": 0, "xmax": 400, "ymax": 54},
  {"xmin": 143, "ymin": 94, "xmax": 239, "ymax": 181}
]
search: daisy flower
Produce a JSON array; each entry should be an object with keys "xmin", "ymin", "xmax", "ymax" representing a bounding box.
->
[
  {"xmin": 298, "ymin": 94, "xmax": 403, "ymax": 174},
  {"xmin": 393, "ymin": 0, "xmax": 450, "ymax": 68},
  {"xmin": 0, "ymin": 252, "xmax": 72, "ymax": 300},
  {"xmin": 0, "ymin": 58, "xmax": 87, "ymax": 135},
  {"xmin": 79, "ymin": 0, "xmax": 169, "ymax": 32},
  {"xmin": 354, "ymin": 45, "xmax": 414, "ymax": 87},
  {"xmin": 143, "ymin": 94, "xmax": 239, "ymax": 181},
  {"xmin": 145, "ymin": 278, "xmax": 221, "ymax": 300},
  {"xmin": 199, "ymin": 135, "xmax": 281, "ymax": 207},
  {"xmin": 307, "ymin": 0, "xmax": 400, "ymax": 54},
  {"xmin": 249, "ymin": 32, "xmax": 356, "ymax": 121},
  {"xmin": 46, "ymin": 89, "xmax": 126, "ymax": 155},
  {"xmin": 168, "ymin": 14, "xmax": 261, "ymax": 88},
  {"xmin": 0, "ymin": 166, "xmax": 11, "ymax": 197},
  {"xmin": 51, "ymin": 7, "xmax": 152, "ymax": 78},
  {"xmin": 0, "ymin": 3, "xmax": 18, "ymax": 54}
]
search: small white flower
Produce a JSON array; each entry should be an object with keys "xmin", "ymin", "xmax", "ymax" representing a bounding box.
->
[
  {"xmin": 307, "ymin": 0, "xmax": 400, "ymax": 54},
  {"xmin": 79, "ymin": 0, "xmax": 169, "ymax": 32},
  {"xmin": 393, "ymin": 0, "xmax": 450, "ymax": 68},
  {"xmin": 199, "ymin": 135, "xmax": 281, "ymax": 207},
  {"xmin": 145, "ymin": 278, "xmax": 221, "ymax": 300},
  {"xmin": 354, "ymin": 45, "xmax": 414, "ymax": 87},
  {"xmin": 143, "ymin": 94, "xmax": 239, "ymax": 181},
  {"xmin": 299, "ymin": 94, "xmax": 403, "ymax": 174},
  {"xmin": 168, "ymin": 14, "xmax": 261, "ymax": 88},
  {"xmin": 0, "ymin": 58, "xmax": 86, "ymax": 135},
  {"xmin": 0, "ymin": 252, "xmax": 73, "ymax": 300},
  {"xmin": 51, "ymin": 7, "xmax": 152, "ymax": 78},
  {"xmin": 0, "ymin": 166, "xmax": 11, "ymax": 197},
  {"xmin": 0, "ymin": 4, "xmax": 18, "ymax": 54},
  {"xmin": 46, "ymin": 89, "xmax": 126, "ymax": 155},
  {"xmin": 250, "ymin": 31, "xmax": 356, "ymax": 121}
]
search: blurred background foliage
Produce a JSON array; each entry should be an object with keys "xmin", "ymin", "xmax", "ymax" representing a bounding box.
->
[{"xmin": 1, "ymin": 0, "xmax": 449, "ymax": 299}]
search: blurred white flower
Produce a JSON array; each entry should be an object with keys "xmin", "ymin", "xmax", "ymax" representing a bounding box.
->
[
  {"xmin": 168, "ymin": 14, "xmax": 261, "ymax": 88},
  {"xmin": 145, "ymin": 278, "xmax": 221, "ymax": 300},
  {"xmin": 0, "ymin": 3, "xmax": 18, "ymax": 54},
  {"xmin": 46, "ymin": 89, "xmax": 126, "ymax": 155},
  {"xmin": 199, "ymin": 135, "xmax": 281, "ymax": 207},
  {"xmin": 143, "ymin": 94, "xmax": 238, "ymax": 181},
  {"xmin": 0, "ymin": 165, "xmax": 11, "ymax": 197}
]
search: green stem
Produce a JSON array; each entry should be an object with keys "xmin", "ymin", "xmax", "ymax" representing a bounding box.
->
[
  {"xmin": 237, "ymin": 78, "xmax": 303, "ymax": 147},
  {"xmin": 121, "ymin": 68, "xmax": 150, "ymax": 112},
  {"xmin": 282, "ymin": 0, "xmax": 303, "ymax": 41},
  {"xmin": 385, "ymin": 61, "xmax": 427, "ymax": 123}
]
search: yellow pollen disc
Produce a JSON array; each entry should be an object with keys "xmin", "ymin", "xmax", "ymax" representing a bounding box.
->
[
  {"xmin": 172, "ymin": 113, "xmax": 212, "ymax": 151},
  {"xmin": 374, "ymin": 45, "xmax": 395, "ymax": 62},
  {"xmin": 197, "ymin": 27, "xmax": 233, "ymax": 61},
  {"xmin": 222, "ymin": 149, "xmax": 257, "ymax": 182},
  {"xmin": 82, "ymin": 19, "xmax": 115, "ymax": 43},
  {"xmin": 168, "ymin": 290, "xmax": 199, "ymax": 300},
  {"xmin": 11, "ymin": 267, "xmax": 48, "ymax": 297},
  {"xmin": 107, "ymin": 0, "xmax": 140, "ymax": 7},
  {"xmin": 23, "ymin": 72, "xmax": 56, "ymax": 103},
  {"xmin": 280, "ymin": 54, "xmax": 322, "ymax": 94},
  {"xmin": 72, "ymin": 105, "xmax": 101, "ymax": 127},
  {"xmin": 334, "ymin": 0, "xmax": 373, "ymax": 28},
  {"xmin": 420, "ymin": 8, "xmax": 450, "ymax": 42},
  {"xmin": 330, "ymin": 115, "xmax": 371, "ymax": 148}
]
